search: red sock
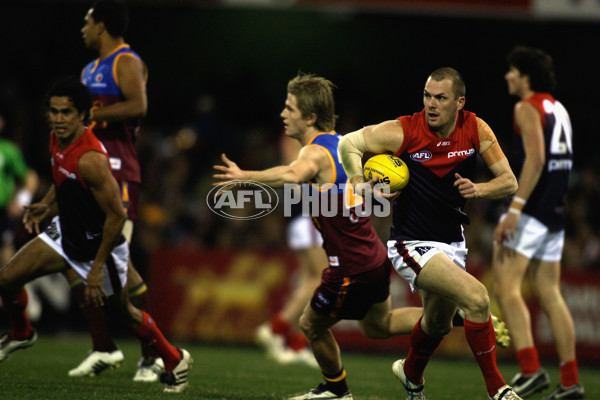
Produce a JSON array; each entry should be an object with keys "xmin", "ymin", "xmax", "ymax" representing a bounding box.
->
[
  {"xmin": 404, "ymin": 317, "xmax": 442, "ymax": 385},
  {"xmin": 287, "ymin": 332, "xmax": 308, "ymax": 351},
  {"xmin": 71, "ymin": 283, "xmax": 118, "ymax": 352},
  {"xmin": 270, "ymin": 315, "xmax": 291, "ymax": 336},
  {"xmin": 133, "ymin": 311, "xmax": 180, "ymax": 371},
  {"xmin": 0, "ymin": 288, "xmax": 33, "ymax": 340},
  {"xmin": 464, "ymin": 317, "xmax": 505, "ymax": 396},
  {"xmin": 129, "ymin": 286, "xmax": 160, "ymax": 359},
  {"xmin": 516, "ymin": 347, "xmax": 541, "ymax": 375},
  {"xmin": 560, "ymin": 360, "xmax": 579, "ymax": 387}
]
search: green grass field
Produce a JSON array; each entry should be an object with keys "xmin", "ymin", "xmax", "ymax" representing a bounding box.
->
[{"xmin": 0, "ymin": 334, "xmax": 597, "ymax": 400}]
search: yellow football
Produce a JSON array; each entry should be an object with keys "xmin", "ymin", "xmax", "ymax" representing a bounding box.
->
[{"xmin": 363, "ymin": 154, "xmax": 409, "ymax": 192}]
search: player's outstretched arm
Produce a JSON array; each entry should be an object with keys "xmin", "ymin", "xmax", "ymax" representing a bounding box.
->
[{"xmin": 213, "ymin": 149, "xmax": 322, "ymax": 189}]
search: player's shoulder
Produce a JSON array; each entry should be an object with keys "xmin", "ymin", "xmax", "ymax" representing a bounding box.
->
[{"xmin": 514, "ymin": 99, "xmax": 541, "ymax": 120}]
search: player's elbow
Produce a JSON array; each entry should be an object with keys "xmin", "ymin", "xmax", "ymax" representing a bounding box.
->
[
  {"xmin": 507, "ymin": 173, "xmax": 518, "ymax": 196},
  {"xmin": 338, "ymin": 131, "xmax": 361, "ymax": 155},
  {"xmin": 498, "ymin": 173, "xmax": 518, "ymax": 199},
  {"xmin": 109, "ymin": 211, "xmax": 127, "ymax": 233},
  {"xmin": 136, "ymin": 102, "xmax": 148, "ymax": 118}
]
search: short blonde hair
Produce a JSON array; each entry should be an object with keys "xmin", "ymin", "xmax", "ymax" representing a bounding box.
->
[{"xmin": 287, "ymin": 73, "xmax": 338, "ymax": 132}]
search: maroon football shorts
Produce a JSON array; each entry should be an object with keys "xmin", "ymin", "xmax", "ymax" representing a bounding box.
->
[{"xmin": 310, "ymin": 258, "xmax": 392, "ymax": 320}]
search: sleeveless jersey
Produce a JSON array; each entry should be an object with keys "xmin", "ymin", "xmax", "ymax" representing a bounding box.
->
[
  {"xmin": 308, "ymin": 132, "xmax": 388, "ymax": 280},
  {"xmin": 81, "ymin": 44, "xmax": 144, "ymax": 183},
  {"xmin": 50, "ymin": 128, "xmax": 119, "ymax": 261},
  {"xmin": 510, "ymin": 93, "xmax": 572, "ymax": 231},
  {"xmin": 391, "ymin": 109, "xmax": 481, "ymax": 243}
]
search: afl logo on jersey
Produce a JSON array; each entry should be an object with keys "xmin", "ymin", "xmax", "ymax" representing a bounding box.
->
[
  {"xmin": 95, "ymin": 73, "xmax": 103, "ymax": 82},
  {"xmin": 410, "ymin": 150, "xmax": 432, "ymax": 162}
]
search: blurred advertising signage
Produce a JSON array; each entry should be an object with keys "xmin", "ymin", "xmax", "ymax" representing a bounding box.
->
[
  {"xmin": 296, "ymin": 0, "xmax": 531, "ymax": 10},
  {"xmin": 533, "ymin": 0, "xmax": 600, "ymax": 20},
  {"xmin": 149, "ymin": 246, "xmax": 600, "ymax": 361}
]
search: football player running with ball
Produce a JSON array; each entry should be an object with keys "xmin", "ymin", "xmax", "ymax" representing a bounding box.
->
[
  {"xmin": 214, "ymin": 73, "xmax": 423, "ymax": 400},
  {"xmin": 338, "ymin": 67, "xmax": 520, "ymax": 400}
]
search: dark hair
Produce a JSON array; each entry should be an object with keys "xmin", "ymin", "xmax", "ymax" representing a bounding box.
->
[
  {"xmin": 428, "ymin": 67, "xmax": 466, "ymax": 98},
  {"xmin": 46, "ymin": 76, "xmax": 92, "ymax": 120},
  {"xmin": 507, "ymin": 46, "xmax": 556, "ymax": 93},
  {"xmin": 91, "ymin": 0, "xmax": 129, "ymax": 37},
  {"xmin": 287, "ymin": 73, "xmax": 338, "ymax": 132}
]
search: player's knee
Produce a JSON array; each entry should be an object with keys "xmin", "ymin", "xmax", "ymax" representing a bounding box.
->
[
  {"xmin": 298, "ymin": 313, "xmax": 314, "ymax": 339},
  {"xmin": 298, "ymin": 311, "xmax": 325, "ymax": 342},
  {"xmin": 461, "ymin": 282, "xmax": 490, "ymax": 318}
]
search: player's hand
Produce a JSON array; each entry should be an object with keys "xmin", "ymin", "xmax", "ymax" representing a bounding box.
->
[
  {"xmin": 454, "ymin": 173, "xmax": 479, "ymax": 198},
  {"xmin": 213, "ymin": 153, "xmax": 245, "ymax": 185},
  {"xmin": 494, "ymin": 211, "xmax": 519, "ymax": 244},
  {"xmin": 352, "ymin": 175, "xmax": 399, "ymax": 199},
  {"xmin": 23, "ymin": 203, "xmax": 50, "ymax": 234},
  {"xmin": 85, "ymin": 266, "xmax": 108, "ymax": 307}
]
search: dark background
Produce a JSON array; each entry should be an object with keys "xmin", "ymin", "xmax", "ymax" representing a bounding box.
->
[
  {"xmin": 0, "ymin": 1, "xmax": 596, "ymax": 175},
  {"xmin": 1, "ymin": 0, "xmax": 599, "ymax": 338}
]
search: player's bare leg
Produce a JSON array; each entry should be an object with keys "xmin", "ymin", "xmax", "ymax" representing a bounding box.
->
[
  {"xmin": 359, "ymin": 297, "xmax": 421, "ymax": 339},
  {"xmin": 288, "ymin": 304, "xmax": 351, "ymax": 400},
  {"xmin": 398, "ymin": 254, "xmax": 516, "ymax": 399},
  {"xmin": 530, "ymin": 258, "xmax": 580, "ymax": 397},
  {"xmin": 0, "ymin": 238, "xmax": 68, "ymax": 361},
  {"xmin": 493, "ymin": 248, "xmax": 533, "ymax": 351},
  {"xmin": 493, "ymin": 247, "xmax": 551, "ymax": 397}
]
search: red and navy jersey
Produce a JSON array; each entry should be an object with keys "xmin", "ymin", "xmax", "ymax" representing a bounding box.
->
[
  {"xmin": 81, "ymin": 44, "xmax": 145, "ymax": 183},
  {"xmin": 50, "ymin": 128, "xmax": 116, "ymax": 261},
  {"xmin": 510, "ymin": 93, "xmax": 572, "ymax": 231},
  {"xmin": 308, "ymin": 132, "xmax": 388, "ymax": 279},
  {"xmin": 391, "ymin": 109, "xmax": 481, "ymax": 243}
]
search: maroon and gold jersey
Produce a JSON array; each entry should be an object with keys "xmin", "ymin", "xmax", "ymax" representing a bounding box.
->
[
  {"xmin": 81, "ymin": 44, "xmax": 145, "ymax": 184},
  {"xmin": 391, "ymin": 109, "xmax": 481, "ymax": 243},
  {"xmin": 50, "ymin": 128, "xmax": 117, "ymax": 261},
  {"xmin": 308, "ymin": 132, "xmax": 388, "ymax": 281}
]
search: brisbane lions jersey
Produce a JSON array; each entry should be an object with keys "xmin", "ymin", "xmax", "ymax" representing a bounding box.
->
[
  {"xmin": 511, "ymin": 93, "xmax": 572, "ymax": 231},
  {"xmin": 391, "ymin": 109, "xmax": 482, "ymax": 244},
  {"xmin": 308, "ymin": 132, "xmax": 388, "ymax": 279},
  {"xmin": 81, "ymin": 44, "xmax": 145, "ymax": 183},
  {"xmin": 50, "ymin": 128, "xmax": 121, "ymax": 261}
]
